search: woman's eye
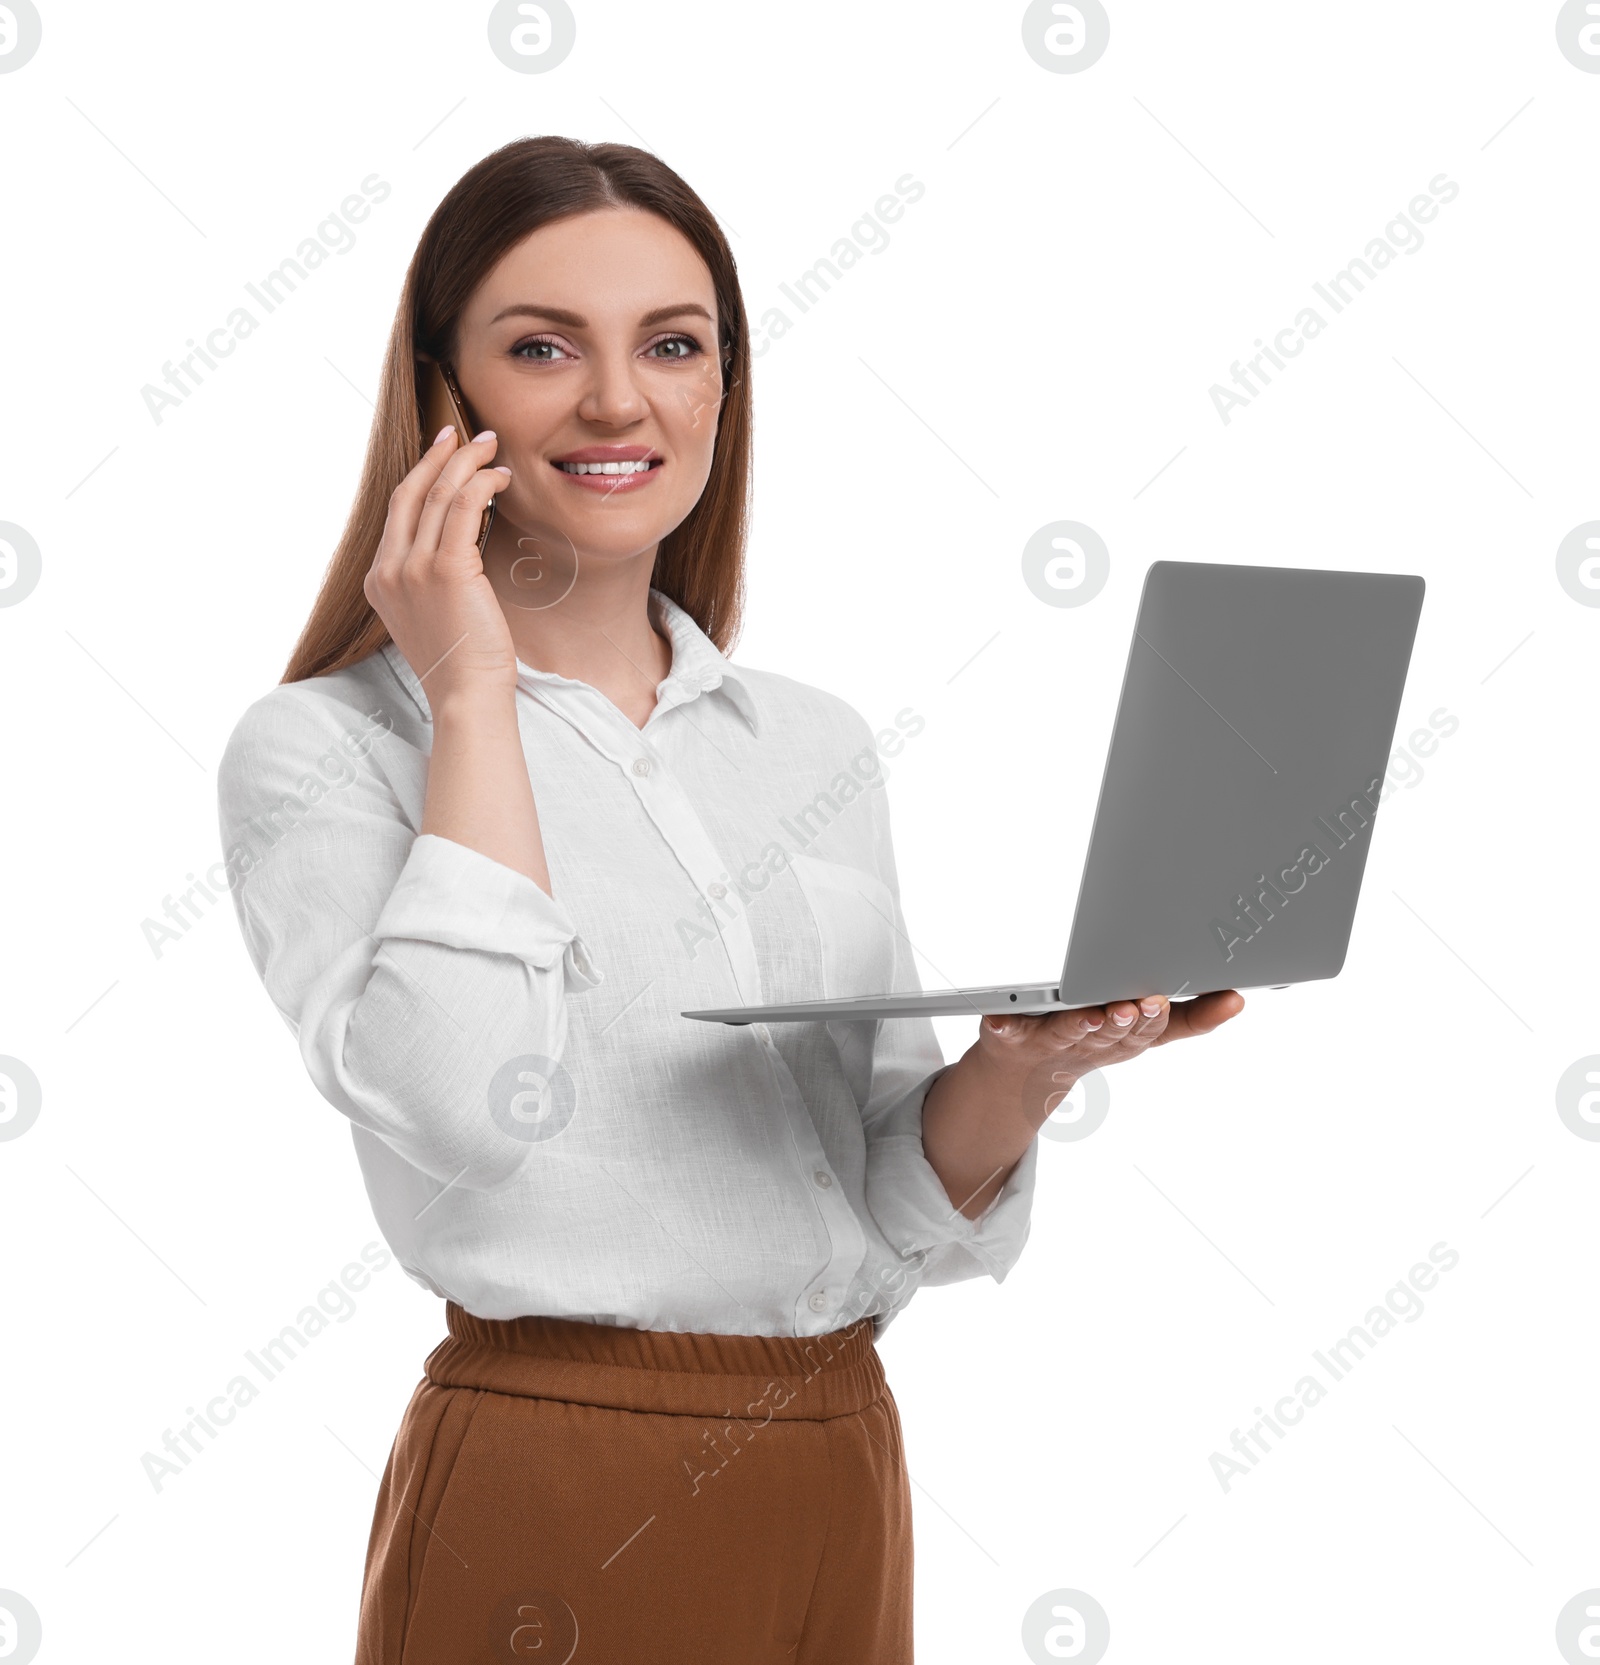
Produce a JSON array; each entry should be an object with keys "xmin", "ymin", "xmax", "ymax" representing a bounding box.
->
[
  {"xmin": 513, "ymin": 336, "xmax": 571, "ymax": 362},
  {"xmin": 646, "ymin": 334, "xmax": 702, "ymax": 361}
]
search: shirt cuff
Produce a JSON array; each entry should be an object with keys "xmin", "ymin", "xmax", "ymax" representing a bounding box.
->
[
  {"xmin": 864, "ymin": 1066, "xmax": 1039, "ymax": 1283},
  {"xmin": 371, "ymin": 833, "xmax": 603, "ymax": 988}
]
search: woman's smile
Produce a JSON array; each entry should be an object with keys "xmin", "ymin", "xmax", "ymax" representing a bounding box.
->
[{"xmin": 549, "ymin": 443, "xmax": 664, "ymax": 495}]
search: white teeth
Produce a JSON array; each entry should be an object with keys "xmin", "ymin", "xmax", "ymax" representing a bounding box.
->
[{"xmin": 556, "ymin": 459, "xmax": 655, "ymax": 475}]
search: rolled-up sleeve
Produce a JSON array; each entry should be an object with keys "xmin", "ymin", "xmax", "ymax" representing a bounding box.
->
[
  {"xmin": 854, "ymin": 763, "xmax": 1039, "ymax": 1295},
  {"xmin": 373, "ymin": 832, "xmax": 601, "ymax": 977},
  {"xmin": 864, "ymin": 1064, "xmax": 1039, "ymax": 1286},
  {"xmin": 217, "ymin": 685, "xmax": 602, "ymax": 1192}
]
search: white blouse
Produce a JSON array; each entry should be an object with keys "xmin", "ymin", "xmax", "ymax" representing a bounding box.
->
[{"xmin": 217, "ymin": 588, "xmax": 1038, "ymax": 1337}]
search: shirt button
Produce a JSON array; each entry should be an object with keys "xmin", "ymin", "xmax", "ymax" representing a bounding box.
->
[
  {"xmin": 708, "ymin": 882, "xmax": 727, "ymax": 899},
  {"xmin": 813, "ymin": 1170, "xmax": 833, "ymax": 1190},
  {"xmin": 808, "ymin": 1290, "xmax": 829, "ymax": 1313},
  {"xmin": 631, "ymin": 758, "xmax": 651, "ymax": 776}
]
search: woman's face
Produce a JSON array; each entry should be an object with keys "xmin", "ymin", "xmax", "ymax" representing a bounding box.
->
[{"xmin": 451, "ymin": 207, "xmax": 726, "ymax": 573}]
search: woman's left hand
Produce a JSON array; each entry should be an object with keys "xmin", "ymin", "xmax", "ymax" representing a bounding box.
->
[
  {"xmin": 980, "ymin": 989, "xmax": 1246, "ymax": 1113},
  {"xmin": 921, "ymin": 989, "xmax": 1246, "ymax": 1220}
]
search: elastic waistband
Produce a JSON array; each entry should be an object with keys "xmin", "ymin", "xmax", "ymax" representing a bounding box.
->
[{"xmin": 424, "ymin": 1303, "xmax": 886, "ymax": 1420}]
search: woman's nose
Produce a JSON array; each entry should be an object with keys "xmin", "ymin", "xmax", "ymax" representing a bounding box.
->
[{"xmin": 575, "ymin": 352, "xmax": 648, "ymax": 426}]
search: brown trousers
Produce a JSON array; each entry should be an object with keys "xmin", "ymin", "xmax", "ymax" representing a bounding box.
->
[{"xmin": 354, "ymin": 1303, "xmax": 913, "ymax": 1663}]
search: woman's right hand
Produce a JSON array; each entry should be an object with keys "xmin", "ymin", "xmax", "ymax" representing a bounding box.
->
[{"xmin": 364, "ymin": 427, "xmax": 516, "ymax": 708}]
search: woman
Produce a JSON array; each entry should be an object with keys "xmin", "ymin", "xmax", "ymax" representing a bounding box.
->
[{"xmin": 218, "ymin": 135, "xmax": 1243, "ymax": 1663}]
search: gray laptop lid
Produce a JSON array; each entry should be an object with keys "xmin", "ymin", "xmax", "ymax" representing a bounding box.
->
[{"xmin": 1058, "ymin": 561, "xmax": 1424, "ymax": 1007}]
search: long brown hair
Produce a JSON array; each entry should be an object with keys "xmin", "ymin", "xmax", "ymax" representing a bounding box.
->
[{"xmin": 282, "ymin": 136, "xmax": 751, "ymax": 684}]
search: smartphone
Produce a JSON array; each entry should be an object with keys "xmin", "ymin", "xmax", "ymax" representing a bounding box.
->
[{"xmin": 421, "ymin": 360, "xmax": 497, "ymax": 555}]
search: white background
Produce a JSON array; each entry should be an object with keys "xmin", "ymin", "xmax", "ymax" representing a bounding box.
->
[{"xmin": 2, "ymin": 2, "xmax": 1597, "ymax": 1660}]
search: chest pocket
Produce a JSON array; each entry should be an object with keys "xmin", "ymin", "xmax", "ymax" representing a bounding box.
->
[{"xmin": 789, "ymin": 854, "xmax": 902, "ymax": 1106}]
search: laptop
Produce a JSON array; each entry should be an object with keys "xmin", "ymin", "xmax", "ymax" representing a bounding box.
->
[{"xmin": 682, "ymin": 559, "xmax": 1425, "ymax": 1025}]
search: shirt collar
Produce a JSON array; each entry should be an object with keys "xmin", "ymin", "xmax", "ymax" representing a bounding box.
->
[{"xmin": 379, "ymin": 587, "xmax": 760, "ymax": 737}]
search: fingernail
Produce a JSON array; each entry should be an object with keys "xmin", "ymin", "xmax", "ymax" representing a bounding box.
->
[
  {"xmin": 1084, "ymin": 1016, "xmax": 1103, "ymax": 1030},
  {"xmin": 1113, "ymin": 1011, "xmax": 1135, "ymax": 1025},
  {"xmin": 1140, "ymin": 998, "xmax": 1161, "ymax": 1015},
  {"xmin": 492, "ymin": 465, "xmax": 512, "ymax": 477},
  {"xmin": 433, "ymin": 425, "xmax": 454, "ymax": 445},
  {"xmin": 472, "ymin": 429, "xmax": 495, "ymax": 443}
]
